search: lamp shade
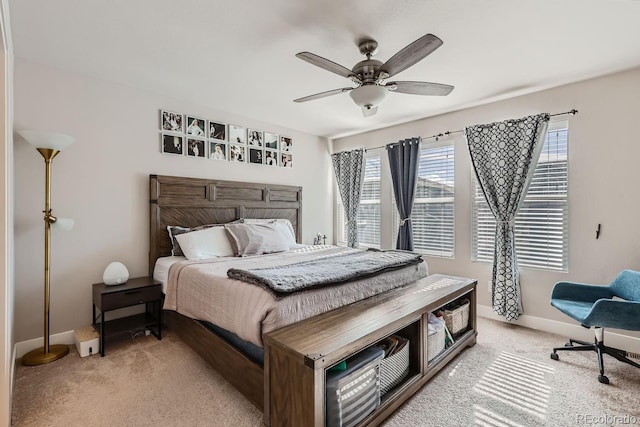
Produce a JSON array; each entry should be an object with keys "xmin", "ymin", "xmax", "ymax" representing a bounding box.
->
[
  {"xmin": 18, "ymin": 130, "xmax": 76, "ymax": 151},
  {"xmin": 349, "ymin": 85, "xmax": 387, "ymax": 108},
  {"xmin": 52, "ymin": 217, "xmax": 74, "ymax": 231}
]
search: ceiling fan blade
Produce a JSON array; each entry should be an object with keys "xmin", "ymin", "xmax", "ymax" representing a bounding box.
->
[
  {"xmin": 378, "ymin": 34, "xmax": 443, "ymax": 78},
  {"xmin": 362, "ymin": 105, "xmax": 378, "ymax": 117},
  {"xmin": 293, "ymin": 87, "xmax": 353, "ymax": 103},
  {"xmin": 296, "ymin": 52, "xmax": 356, "ymax": 80},
  {"xmin": 385, "ymin": 81, "xmax": 454, "ymax": 96}
]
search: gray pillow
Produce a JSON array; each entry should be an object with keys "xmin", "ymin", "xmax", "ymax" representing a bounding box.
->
[
  {"xmin": 239, "ymin": 218, "xmax": 296, "ymax": 243},
  {"xmin": 224, "ymin": 223, "xmax": 290, "ymax": 256},
  {"xmin": 167, "ymin": 225, "xmax": 202, "ymax": 257}
]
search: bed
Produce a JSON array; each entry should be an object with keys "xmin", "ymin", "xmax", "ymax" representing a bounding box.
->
[{"xmin": 149, "ymin": 174, "xmax": 428, "ymax": 410}]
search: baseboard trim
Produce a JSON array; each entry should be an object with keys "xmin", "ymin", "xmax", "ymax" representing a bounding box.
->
[
  {"xmin": 478, "ymin": 305, "xmax": 640, "ymax": 354},
  {"xmin": 9, "ymin": 344, "xmax": 15, "ymax": 420},
  {"xmin": 14, "ymin": 330, "xmax": 75, "ymax": 359},
  {"xmin": 16, "ymin": 309, "xmax": 640, "ymax": 359}
]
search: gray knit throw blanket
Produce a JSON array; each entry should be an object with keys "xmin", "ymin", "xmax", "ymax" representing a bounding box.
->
[{"xmin": 227, "ymin": 249, "xmax": 424, "ymax": 298}]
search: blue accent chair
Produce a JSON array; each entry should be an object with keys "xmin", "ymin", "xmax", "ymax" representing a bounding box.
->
[{"xmin": 550, "ymin": 269, "xmax": 640, "ymax": 384}]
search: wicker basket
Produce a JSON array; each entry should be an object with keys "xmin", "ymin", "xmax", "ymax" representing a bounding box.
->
[
  {"xmin": 443, "ymin": 299, "xmax": 470, "ymax": 335},
  {"xmin": 379, "ymin": 336, "xmax": 410, "ymax": 396},
  {"xmin": 426, "ymin": 325, "xmax": 445, "ymax": 362}
]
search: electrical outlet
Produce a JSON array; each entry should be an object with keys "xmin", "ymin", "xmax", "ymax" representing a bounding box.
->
[{"xmin": 145, "ymin": 329, "xmax": 151, "ymax": 336}]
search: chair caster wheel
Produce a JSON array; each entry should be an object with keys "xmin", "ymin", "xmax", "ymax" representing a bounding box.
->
[
  {"xmin": 550, "ymin": 352, "xmax": 559, "ymax": 361},
  {"xmin": 598, "ymin": 375, "xmax": 609, "ymax": 384}
]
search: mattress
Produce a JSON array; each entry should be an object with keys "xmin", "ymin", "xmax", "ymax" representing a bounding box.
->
[
  {"xmin": 153, "ymin": 248, "xmax": 312, "ymax": 292},
  {"xmin": 162, "ymin": 245, "xmax": 428, "ymax": 348},
  {"xmin": 153, "ymin": 256, "xmax": 186, "ymax": 293}
]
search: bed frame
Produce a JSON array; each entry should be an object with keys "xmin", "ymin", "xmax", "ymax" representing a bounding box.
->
[
  {"xmin": 150, "ymin": 175, "xmax": 477, "ymax": 426},
  {"xmin": 150, "ymin": 174, "xmax": 302, "ymax": 409}
]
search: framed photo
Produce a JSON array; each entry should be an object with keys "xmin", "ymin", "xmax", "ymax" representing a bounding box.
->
[
  {"xmin": 208, "ymin": 121, "xmax": 226, "ymax": 140},
  {"xmin": 281, "ymin": 153, "xmax": 293, "ymax": 168},
  {"xmin": 248, "ymin": 129, "xmax": 263, "ymax": 147},
  {"xmin": 186, "ymin": 138, "xmax": 206, "ymax": 158},
  {"xmin": 161, "ymin": 134, "xmax": 183, "ymax": 155},
  {"xmin": 229, "ymin": 144, "xmax": 246, "ymax": 162},
  {"xmin": 280, "ymin": 136, "xmax": 293, "ymax": 152},
  {"xmin": 186, "ymin": 116, "xmax": 206, "ymax": 137},
  {"xmin": 265, "ymin": 149, "xmax": 278, "ymax": 167},
  {"xmin": 249, "ymin": 148, "xmax": 263, "ymax": 165},
  {"xmin": 161, "ymin": 110, "xmax": 183, "ymax": 133},
  {"xmin": 264, "ymin": 132, "xmax": 278, "ymax": 150},
  {"xmin": 229, "ymin": 125, "xmax": 246, "ymax": 144},
  {"xmin": 209, "ymin": 141, "xmax": 227, "ymax": 161}
]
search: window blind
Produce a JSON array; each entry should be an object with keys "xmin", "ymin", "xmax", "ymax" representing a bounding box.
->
[
  {"xmin": 472, "ymin": 122, "xmax": 569, "ymax": 271},
  {"xmin": 411, "ymin": 142, "xmax": 455, "ymax": 257}
]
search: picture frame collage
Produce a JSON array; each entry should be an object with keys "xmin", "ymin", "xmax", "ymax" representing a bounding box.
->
[{"xmin": 160, "ymin": 109, "xmax": 293, "ymax": 168}]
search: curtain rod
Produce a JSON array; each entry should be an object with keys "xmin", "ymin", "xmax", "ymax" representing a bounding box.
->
[{"xmin": 365, "ymin": 109, "xmax": 578, "ymax": 151}]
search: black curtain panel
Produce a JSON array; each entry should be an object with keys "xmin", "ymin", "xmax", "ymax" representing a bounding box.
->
[
  {"xmin": 387, "ymin": 138, "xmax": 421, "ymax": 251},
  {"xmin": 466, "ymin": 114, "xmax": 549, "ymax": 321}
]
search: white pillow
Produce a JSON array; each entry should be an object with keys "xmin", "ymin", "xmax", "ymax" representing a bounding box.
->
[
  {"xmin": 274, "ymin": 221, "xmax": 297, "ymax": 248},
  {"xmin": 175, "ymin": 226, "xmax": 235, "ymax": 260}
]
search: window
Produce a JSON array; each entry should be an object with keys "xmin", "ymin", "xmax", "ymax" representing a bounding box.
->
[
  {"xmin": 409, "ymin": 141, "xmax": 455, "ymax": 257},
  {"xmin": 337, "ymin": 153, "xmax": 381, "ymax": 248},
  {"xmin": 471, "ymin": 121, "xmax": 569, "ymax": 271}
]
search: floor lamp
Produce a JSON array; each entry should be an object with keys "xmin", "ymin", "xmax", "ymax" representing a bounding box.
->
[{"xmin": 19, "ymin": 130, "xmax": 76, "ymax": 366}]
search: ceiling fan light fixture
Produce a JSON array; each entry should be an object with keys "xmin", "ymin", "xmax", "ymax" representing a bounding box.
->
[
  {"xmin": 349, "ymin": 84, "xmax": 387, "ymax": 109},
  {"xmin": 294, "ymin": 33, "xmax": 453, "ymax": 114}
]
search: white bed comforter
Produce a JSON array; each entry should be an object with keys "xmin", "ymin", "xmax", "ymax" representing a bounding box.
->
[{"xmin": 163, "ymin": 245, "xmax": 428, "ymax": 347}]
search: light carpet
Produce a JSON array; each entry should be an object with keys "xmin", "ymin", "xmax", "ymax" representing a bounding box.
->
[{"xmin": 12, "ymin": 317, "xmax": 640, "ymax": 426}]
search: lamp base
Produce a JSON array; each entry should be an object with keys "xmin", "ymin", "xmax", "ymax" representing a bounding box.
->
[{"xmin": 21, "ymin": 344, "xmax": 69, "ymax": 366}]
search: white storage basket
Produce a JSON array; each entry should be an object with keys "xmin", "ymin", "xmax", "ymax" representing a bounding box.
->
[
  {"xmin": 427, "ymin": 325, "xmax": 445, "ymax": 362},
  {"xmin": 379, "ymin": 336, "xmax": 410, "ymax": 396}
]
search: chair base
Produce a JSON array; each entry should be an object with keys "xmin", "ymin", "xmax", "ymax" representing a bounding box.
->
[{"xmin": 551, "ymin": 336, "xmax": 640, "ymax": 384}]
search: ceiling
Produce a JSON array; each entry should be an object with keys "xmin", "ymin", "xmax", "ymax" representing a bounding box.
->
[{"xmin": 8, "ymin": 0, "xmax": 640, "ymax": 139}]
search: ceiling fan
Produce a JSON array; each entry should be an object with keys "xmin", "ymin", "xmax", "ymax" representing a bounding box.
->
[{"xmin": 294, "ymin": 33, "xmax": 454, "ymax": 117}]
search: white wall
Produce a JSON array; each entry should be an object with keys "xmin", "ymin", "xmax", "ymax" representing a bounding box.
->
[
  {"xmin": 334, "ymin": 67, "xmax": 640, "ymax": 333},
  {"xmin": 12, "ymin": 55, "xmax": 640, "ymax": 353},
  {"xmin": 13, "ymin": 58, "xmax": 333, "ymax": 343},
  {"xmin": 0, "ymin": 0, "xmax": 12, "ymax": 424}
]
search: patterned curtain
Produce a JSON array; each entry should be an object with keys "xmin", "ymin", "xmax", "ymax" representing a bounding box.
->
[
  {"xmin": 387, "ymin": 138, "xmax": 421, "ymax": 251},
  {"xmin": 331, "ymin": 149, "xmax": 365, "ymax": 248},
  {"xmin": 466, "ymin": 114, "xmax": 549, "ymax": 321}
]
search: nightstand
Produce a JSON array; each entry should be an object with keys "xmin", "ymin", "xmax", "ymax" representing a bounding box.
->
[{"xmin": 92, "ymin": 276, "xmax": 162, "ymax": 356}]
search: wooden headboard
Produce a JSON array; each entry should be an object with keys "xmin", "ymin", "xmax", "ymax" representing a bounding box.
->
[{"xmin": 149, "ymin": 174, "xmax": 302, "ymax": 276}]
